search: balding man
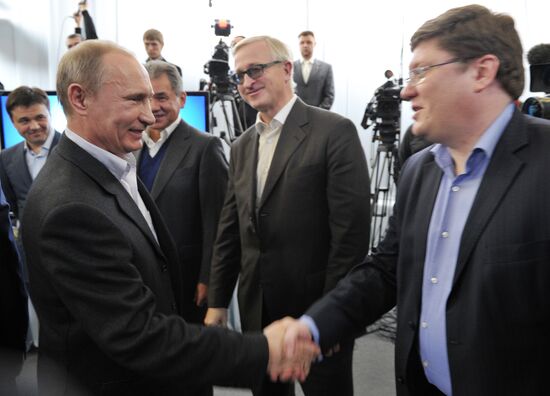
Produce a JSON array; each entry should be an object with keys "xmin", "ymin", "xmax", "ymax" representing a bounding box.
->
[{"xmin": 22, "ymin": 40, "xmax": 317, "ymax": 396}]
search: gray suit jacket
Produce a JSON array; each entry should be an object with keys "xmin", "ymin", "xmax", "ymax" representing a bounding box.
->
[
  {"xmin": 208, "ymin": 98, "xmax": 370, "ymax": 331},
  {"xmin": 293, "ymin": 59, "xmax": 335, "ymax": 110},
  {"xmin": 307, "ymin": 110, "xmax": 550, "ymax": 396},
  {"xmin": 22, "ymin": 135, "xmax": 267, "ymax": 396},
  {"xmin": 137, "ymin": 120, "xmax": 228, "ymax": 323},
  {"xmin": 0, "ymin": 131, "xmax": 61, "ymax": 220}
]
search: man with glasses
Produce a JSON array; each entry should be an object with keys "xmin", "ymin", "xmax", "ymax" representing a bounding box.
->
[
  {"xmin": 206, "ymin": 36, "xmax": 370, "ymax": 396},
  {"xmin": 282, "ymin": 5, "xmax": 550, "ymax": 395}
]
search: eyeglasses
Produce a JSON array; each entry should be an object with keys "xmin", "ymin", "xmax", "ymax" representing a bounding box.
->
[
  {"xmin": 405, "ymin": 58, "xmax": 466, "ymax": 86},
  {"xmin": 231, "ymin": 61, "xmax": 283, "ymax": 85}
]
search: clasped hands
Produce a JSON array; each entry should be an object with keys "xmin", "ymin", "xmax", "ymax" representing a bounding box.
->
[
  {"xmin": 263, "ymin": 317, "xmax": 320, "ymax": 382},
  {"xmin": 205, "ymin": 309, "xmax": 320, "ymax": 382}
]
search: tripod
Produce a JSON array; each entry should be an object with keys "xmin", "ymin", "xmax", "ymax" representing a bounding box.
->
[
  {"xmin": 369, "ymin": 131, "xmax": 400, "ymax": 251},
  {"xmin": 209, "ymin": 87, "xmax": 244, "ymax": 145}
]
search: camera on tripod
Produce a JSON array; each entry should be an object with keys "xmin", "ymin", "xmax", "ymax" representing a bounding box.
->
[
  {"xmin": 361, "ymin": 70, "xmax": 403, "ymax": 147},
  {"xmin": 203, "ymin": 19, "xmax": 244, "ymax": 143},
  {"xmin": 522, "ymin": 43, "xmax": 550, "ymax": 120},
  {"xmin": 203, "ymin": 19, "xmax": 236, "ymax": 95}
]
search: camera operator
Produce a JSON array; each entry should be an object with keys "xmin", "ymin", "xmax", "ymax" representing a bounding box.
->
[
  {"xmin": 66, "ymin": 1, "xmax": 98, "ymax": 50},
  {"xmin": 521, "ymin": 43, "xmax": 550, "ymax": 119}
]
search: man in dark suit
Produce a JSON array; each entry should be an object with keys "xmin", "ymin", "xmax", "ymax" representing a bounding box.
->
[
  {"xmin": 0, "ymin": 181, "xmax": 28, "ymax": 396},
  {"xmin": 282, "ymin": 5, "xmax": 549, "ymax": 396},
  {"xmin": 292, "ymin": 31, "xmax": 334, "ymax": 110},
  {"xmin": 206, "ymin": 36, "xmax": 370, "ymax": 396},
  {"xmin": 22, "ymin": 40, "xmax": 317, "ymax": 396},
  {"xmin": 0, "ymin": 86, "xmax": 62, "ymax": 225},
  {"xmin": 138, "ymin": 61, "xmax": 228, "ymax": 328},
  {"xmin": 0, "ymin": 86, "xmax": 62, "ymax": 350}
]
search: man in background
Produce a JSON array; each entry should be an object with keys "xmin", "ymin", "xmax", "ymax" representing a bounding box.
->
[
  {"xmin": 292, "ymin": 31, "xmax": 334, "ymax": 110},
  {"xmin": 206, "ymin": 36, "xmax": 370, "ymax": 396},
  {"xmin": 138, "ymin": 60, "xmax": 228, "ymax": 338},
  {"xmin": 143, "ymin": 28, "xmax": 182, "ymax": 76},
  {"xmin": 0, "ymin": 86, "xmax": 62, "ymax": 228},
  {"xmin": 284, "ymin": 5, "xmax": 550, "ymax": 395}
]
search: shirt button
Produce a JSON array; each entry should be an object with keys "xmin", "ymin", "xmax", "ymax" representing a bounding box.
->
[
  {"xmin": 441, "ymin": 231, "xmax": 449, "ymax": 238},
  {"xmin": 451, "ymin": 185, "xmax": 460, "ymax": 192},
  {"xmin": 422, "ymin": 360, "xmax": 429, "ymax": 368},
  {"xmin": 430, "ymin": 277, "xmax": 438, "ymax": 284},
  {"xmin": 421, "ymin": 321, "xmax": 428, "ymax": 328}
]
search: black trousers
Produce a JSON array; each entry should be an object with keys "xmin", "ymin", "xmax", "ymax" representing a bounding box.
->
[{"xmin": 254, "ymin": 303, "xmax": 354, "ymax": 396}]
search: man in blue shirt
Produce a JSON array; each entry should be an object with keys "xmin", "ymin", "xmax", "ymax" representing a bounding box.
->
[{"xmin": 279, "ymin": 5, "xmax": 550, "ymax": 396}]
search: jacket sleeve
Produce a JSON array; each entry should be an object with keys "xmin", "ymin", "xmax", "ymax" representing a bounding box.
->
[{"xmin": 198, "ymin": 137, "xmax": 229, "ymax": 284}]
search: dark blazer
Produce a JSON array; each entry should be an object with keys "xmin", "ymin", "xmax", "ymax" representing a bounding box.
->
[
  {"xmin": 293, "ymin": 59, "xmax": 335, "ymax": 110},
  {"xmin": 0, "ymin": 182, "xmax": 28, "ymax": 350},
  {"xmin": 137, "ymin": 120, "xmax": 228, "ymax": 323},
  {"xmin": 22, "ymin": 136, "xmax": 267, "ymax": 396},
  {"xmin": 208, "ymin": 98, "xmax": 370, "ymax": 332},
  {"xmin": 0, "ymin": 131, "xmax": 61, "ymax": 221},
  {"xmin": 307, "ymin": 110, "xmax": 550, "ymax": 396},
  {"xmin": 0, "ymin": 182, "xmax": 28, "ymax": 394}
]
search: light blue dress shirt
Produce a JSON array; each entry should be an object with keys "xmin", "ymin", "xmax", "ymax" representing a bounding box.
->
[{"xmin": 419, "ymin": 103, "xmax": 514, "ymax": 395}]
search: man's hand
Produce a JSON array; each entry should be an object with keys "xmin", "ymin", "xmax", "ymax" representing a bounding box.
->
[
  {"xmin": 73, "ymin": 11, "xmax": 82, "ymax": 27},
  {"xmin": 194, "ymin": 283, "xmax": 208, "ymax": 307},
  {"xmin": 204, "ymin": 307, "xmax": 228, "ymax": 327},
  {"xmin": 264, "ymin": 317, "xmax": 320, "ymax": 383}
]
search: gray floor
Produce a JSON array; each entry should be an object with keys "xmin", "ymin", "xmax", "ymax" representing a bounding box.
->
[{"xmin": 16, "ymin": 333, "xmax": 395, "ymax": 396}]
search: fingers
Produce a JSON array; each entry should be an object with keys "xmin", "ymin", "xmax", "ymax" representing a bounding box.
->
[
  {"xmin": 264, "ymin": 317, "xmax": 320, "ymax": 383},
  {"xmin": 203, "ymin": 307, "xmax": 228, "ymax": 327}
]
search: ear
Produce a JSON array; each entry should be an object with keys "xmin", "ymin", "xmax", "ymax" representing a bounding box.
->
[
  {"xmin": 67, "ymin": 83, "xmax": 89, "ymax": 115},
  {"xmin": 179, "ymin": 91, "xmax": 187, "ymax": 109},
  {"xmin": 472, "ymin": 54, "xmax": 500, "ymax": 93},
  {"xmin": 284, "ymin": 60, "xmax": 293, "ymax": 79}
]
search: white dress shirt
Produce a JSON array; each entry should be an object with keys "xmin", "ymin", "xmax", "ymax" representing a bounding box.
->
[
  {"xmin": 141, "ymin": 116, "xmax": 181, "ymax": 158},
  {"xmin": 255, "ymin": 95, "xmax": 298, "ymax": 203},
  {"xmin": 65, "ymin": 128, "xmax": 158, "ymax": 242},
  {"xmin": 25, "ymin": 128, "xmax": 55, "ymax": 180}
]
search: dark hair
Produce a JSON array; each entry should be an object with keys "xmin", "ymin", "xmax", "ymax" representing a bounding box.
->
[
  {"xmin": 411, "ymin": 4, "xmax": 524, "ymax": 99},
  {"xmin": 143, "ymin": 29, "xmax": 164, "ymax": 45},
  {"xmin": 6, "ymin": 86, "xmax": 50, "ymax": 119},
  {"xmin": 298, "ymin": 31, "xmax": 315, "ymax": 39}
]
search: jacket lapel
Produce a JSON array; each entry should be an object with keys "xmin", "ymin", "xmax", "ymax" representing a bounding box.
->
[
  {"xmin": 453, "ymin": 110, "xmax": 527, "ymax": 285},
  {"xmin": 58, "ymin": 136, "xmax": 166, "ymax": 258},
  {"xmin": 14, "ymin": 145, "xmax": 33, "ymax": 188},
  {"xmin": 150, "ymin": 121, "xmax": 191, "ymax": 199},
  {"xmin": 258, "ymin": 100, "xmax": 307, "ymax": 209}
]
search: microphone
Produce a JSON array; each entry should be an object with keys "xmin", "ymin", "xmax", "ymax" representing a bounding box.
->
[{"xmin": 527, "ymin": 44, "xmax": 550, "ymax": 65}]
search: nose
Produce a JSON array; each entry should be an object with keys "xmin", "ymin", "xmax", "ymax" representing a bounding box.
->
[
  {"xmin": 400, "ymin": 82, "xmax": 416, "ymax": 101},
  {"xmin": 29, "ymin": 120, "xmax": 41, "ymax": 130},
  {"xmin": 140, "ymin": 100, "xmax": 156, "ymax": 126}
]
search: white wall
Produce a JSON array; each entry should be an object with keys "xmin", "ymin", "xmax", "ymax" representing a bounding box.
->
[{"xmin": 1, "ymin": 0, "xmax": 549, "ymax": 145}]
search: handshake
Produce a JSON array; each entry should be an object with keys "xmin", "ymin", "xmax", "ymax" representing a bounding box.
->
[
  {"xmin": 263, "ymin": 317, "xmax": 320, "ymax": 382},
  {"xmin": 205, "ymin": 308, "xmax": 321, "ymax": 383}
]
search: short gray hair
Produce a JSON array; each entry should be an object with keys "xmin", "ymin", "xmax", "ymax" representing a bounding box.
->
[
  {"xmin": 144, "ymin": 61, "xmax": 183, "ymax": 95},
  {"xmin": 233, "ymin": 35, "xmax": 293, "ymax": 62},
  {"xmin": 56, "ymin": 40, "xmax": 135, "ymax": 115}
]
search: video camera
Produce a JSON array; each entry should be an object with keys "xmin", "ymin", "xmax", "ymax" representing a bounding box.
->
[
  {"xmin": 361, "ymin": 70, "xmax": 403, "ymax": 147},
  {"xmin": 522, "ymin": 44, "xmax": 550, "ymax": 120},
  {"xmin": 203, "ymin": 19, "xmax": 235, "ymax": 95}
]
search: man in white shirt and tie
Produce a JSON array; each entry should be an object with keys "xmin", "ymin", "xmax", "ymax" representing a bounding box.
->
[{"xmin": 292, "ymin": 31, "xmax": 335, "ymax": 110}]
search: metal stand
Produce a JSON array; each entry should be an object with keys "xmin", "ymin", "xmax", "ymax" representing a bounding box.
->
[{"xmin": 209, "ymin": 91, "xmax": 244, "ymax": 145}]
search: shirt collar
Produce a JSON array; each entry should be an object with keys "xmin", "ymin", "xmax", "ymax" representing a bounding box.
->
[
  {"xmin": 431, "ymin": 102, "xmax": 515, "ymax": 169},
  {"xmin": 255, "ymin": 95, "xmax": 298, "ymax": 135},
  {"xmin": 65, "ymin": 128, "xmax": 135, "ymax": 181},
  {"xmin": 142, "ymin": 116, "xmax": 180, "ymax": 145},
  {"xmin": 301, "ymin": 58, "xmax": 315, "ymax": 65}
]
